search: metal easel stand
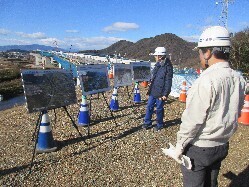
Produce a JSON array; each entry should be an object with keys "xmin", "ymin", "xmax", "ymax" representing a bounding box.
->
[
  {"xmin": 29, "ymin": 111, "xmax": 43, "ymax": 174},
  {"xmin": 63, "ymin": 106, "xmax": 88, "ymax": 146},
  {"xmin": 101, "ymin": 92, "xmax": 118, "ymax": 127}
]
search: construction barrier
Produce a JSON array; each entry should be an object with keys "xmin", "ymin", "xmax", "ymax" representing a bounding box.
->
[
  {"xmin": 36, "ymin": 111, "xmax": 57, "ymax": 153},
  {"xmin": 108, "ymin": 71, "xmax": 114, "ymax": 79},
  {"xmin": 134, "ymin": 82, "xmax": 141, "ymax": 103},
  {"xmin": 110, "ymin": 87, "xmax": 119, "ymax": 111},
  {"xmin": 78, "ymin": 95, "xmax": 90, "ymax": 126},
  {"xmin": 140, "ymin": 81, "xmax": 149, "ymax": 88},
  {"xmin": 179, "ymin": 81, "xmax": 187, "ymax": 103},
  {"xmin": 238, "ymin": 94, "xmax": 249, "ymax": 126}
]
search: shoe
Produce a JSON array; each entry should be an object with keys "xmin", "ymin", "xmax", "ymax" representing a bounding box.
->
[
  {"xmin": 154, "ymin": 125, "xmax": 163, "ymax": 131},
  {"xmin": 142, "ymin": 123, "xmax": 152, "ymax": 130}
]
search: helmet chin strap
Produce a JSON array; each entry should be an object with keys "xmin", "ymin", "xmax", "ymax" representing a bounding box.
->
[
  {"xmin": 205, "ymin": 59, "xmax": 209, "ymax": 68},
  {"xmin": 203, "ymin": 50, "xmax": 213, "ymax": 68}
]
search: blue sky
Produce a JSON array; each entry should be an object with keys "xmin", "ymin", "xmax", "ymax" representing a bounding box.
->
[{"xmin": 0, "ymin": 0, "xmax": 248, "ymax": 50}]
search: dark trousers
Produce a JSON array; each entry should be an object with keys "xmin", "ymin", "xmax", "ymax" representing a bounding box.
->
[{"xmin": 181, "ymin": 143, "xmax": 229, "ymax": 187}]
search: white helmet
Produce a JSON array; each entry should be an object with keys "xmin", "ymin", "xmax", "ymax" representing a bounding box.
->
[
  {"xmin": 152, "ymin": 47, "xmax": 167, "ymax": 56},
  {"xmin": 194, "ymin": 26, "xmax": 231, "ymax": 50}
]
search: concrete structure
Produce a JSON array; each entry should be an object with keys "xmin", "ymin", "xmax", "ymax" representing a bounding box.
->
[
  {"xmin": 42, "ymin": 56, "xmax": 52, "ymax": 66},
  {"xmin": 30, "ymin": 53, "xmax": 42, "ymax": 66}
]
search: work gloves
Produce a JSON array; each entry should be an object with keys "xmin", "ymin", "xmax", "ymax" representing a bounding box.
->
[{"xmin": 161, "ymin": 143, "xmax": 192, "ymax": 170}]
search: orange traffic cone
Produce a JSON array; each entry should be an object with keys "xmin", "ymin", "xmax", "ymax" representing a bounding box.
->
[
  {"xmin": 179, "ymin": 81, "xmax": 187, "ymax": 102},
  {"xmin": 140, "ymin": 81, "xmax": 148, "ymax": 88},
  {"xmin": 108, "ymin": 70, "xmax": 114, "ymax": 79},
  {"xmin": 238, "ymin": 94, "xmax": 249, "ymax": 126}
]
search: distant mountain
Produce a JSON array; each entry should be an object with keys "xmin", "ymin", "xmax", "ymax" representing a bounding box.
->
[
  {"xmin": 0, "ymin": 44, "xmax": 65, "ymax": 52},
  {"xmin": 1, "ymin": 33, "xmax": 200, "ymax": 68},
  {"xmin": 98, "ymin": 33, "xmax": 199, "ymax": 68}
]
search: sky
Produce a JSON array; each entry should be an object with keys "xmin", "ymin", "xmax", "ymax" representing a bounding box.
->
[{"xmin": 0, "ymin": 0, "xmax": 248, "ymax": 50}]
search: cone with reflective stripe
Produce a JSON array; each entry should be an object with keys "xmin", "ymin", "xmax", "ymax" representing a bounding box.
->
[
  {"xmin": 78, "ymin": 95, "xmax": 90, "ymax": 126},
  {"xmin": 179, "ymin": 81, "xmax": 187, "ymax": 102},
  {"xmin": 36, "ymin": 111, "xmax": 57, "ymax": 153},
  {"xmin": 238, "ymin": 94, "xmax": 249, "ymax": 126},
  {"xmin": 134, "ymin": 82, "xmax": 141, "ymax": 103},
  {"xmin": 110, "ymin": 87, "xmax": 119, "ymax": 111}
]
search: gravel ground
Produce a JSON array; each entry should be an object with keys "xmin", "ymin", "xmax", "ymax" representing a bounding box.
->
[{"xmin": 0, "ymin": 85, "xmax": 249, "ymax": 187}]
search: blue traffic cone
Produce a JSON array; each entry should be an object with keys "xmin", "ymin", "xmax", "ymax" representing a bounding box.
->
[
  {"xmin": 78, "ymin": 95, "xmax": 90, "ymax": 126},
  {"xmin": 134, "ymin": 82, "xmax": 141, "ymax": 103},
  {"xmin": 110, "ymin": 87, "xmax": 119, "ymax": 111},
  {"xmin": 36, "ymin": 111, "xmax": 57, "ymax": 153}
]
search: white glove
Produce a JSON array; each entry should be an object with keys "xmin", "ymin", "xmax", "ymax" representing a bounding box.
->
[
  {"xmin": 161, "ymin": 143, "xmax": 182, "ymax": 164},
  {"xmin": 161, "ymin": 143, "xmax": 192, "ymax": 170},
  {"xmin": 182, "ymin": 155, "xmax": 192, "ymax": 170}
]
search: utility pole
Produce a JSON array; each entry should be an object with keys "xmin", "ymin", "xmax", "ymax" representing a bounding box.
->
[
  {"xmin": 216, "ymin": 0, "xmax": 234, "ymax": 29},
  {"xmin": 169, "ymin": 53, "xmax": 172, "ymax": 61}
]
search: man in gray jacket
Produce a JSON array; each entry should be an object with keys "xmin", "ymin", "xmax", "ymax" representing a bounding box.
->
[{"xmin": 174, "ymin": 26, "xmax": 246, "ymax": 187}]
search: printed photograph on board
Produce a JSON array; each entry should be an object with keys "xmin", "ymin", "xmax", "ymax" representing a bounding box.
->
[
  {"xmin": 132, "ymin": 62, "xmax": 151, "ymax": 82},
  {"xmin": 21, "ymin": 69, "xmax": 77, "ymax": 113},
  {"xmin": 77, "ymin": 64, "xmax": 111, "ymax": 95},
  {"xmin": 114, "ymin": 64, "xmax": 133, "ymax": 87}
]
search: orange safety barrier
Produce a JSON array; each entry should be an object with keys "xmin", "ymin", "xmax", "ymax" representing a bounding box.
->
[
  {"xmin": 179, "ymin": 81, "xmax": 187, "ymax": 103},
  {"xmin": 238, "ymin": 94, "xmax": 249, "ymax": 126}
]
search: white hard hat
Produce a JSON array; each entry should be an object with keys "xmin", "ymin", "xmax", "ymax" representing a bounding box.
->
[
  {"xmin": 152, "ymin": 47, "xmax": 167, "ymax": 56},
  {"xmin": 194, "ymin": 26, "xmax": 231, "ymax": 51}
]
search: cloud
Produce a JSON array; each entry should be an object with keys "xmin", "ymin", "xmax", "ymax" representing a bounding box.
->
[
  {"xmin": 0, "ymin": 38, "xmax": 32, "ymax": 45},
  {"xmin": 181, "ymin": 35, "xmax": 199, "ymax": 42},
  {"xmin": 64, "ymin": 36, "xmax": 124, "ymax": 50},
  {"xmin": 204, "ymin": 16, "xmax": 214, "ymax": 25},
  {"xmin": 103, "ymin": 22, "xmax": 139, "ymax": 33},
  {"xmin": 0, "ymin": 28, "xmax": 124, "ymax": 50},
  {"xmin": 186, "ymin": 24, "xmax": 193, "ymax": 29},
  {"xmin": 239, "ymin": 22, "xmax": 249, "ymax": 28},
  {"xmin": 0, "ymin": 28, "xmax": 10, "ymax": 35},
  {"xmin": 185, "ymin": 24, "xmax": 212, "ymax": 32},
  {"xmin": 40, "ymin": 38, "xmax": 65, "ymax": 46},
  {"xmin": 65, "ymin": 30, "xmax": 80, "ymax": 33},
  {"xmin": 15, "ymin": 32, "xmax": 47, "ymax": 39}
]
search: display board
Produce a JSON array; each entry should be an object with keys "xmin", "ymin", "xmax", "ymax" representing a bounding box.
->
[
  {"xmin": 77, "ymin": 64, "xmax": 111, "ymax": 95},
  {"xmin": 21, "ymin": 69, "xmax": 77, "ymax": 113},
  {"xmin": 114, "ymin": 63, "xmax": 133, "ymax": 87},
  {"xmin": 132, "ymin": 62, "xmax": 151, "ymax": 82}
]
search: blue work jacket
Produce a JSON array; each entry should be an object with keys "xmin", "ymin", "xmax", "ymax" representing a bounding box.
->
[{"xmin": 148, "ymin": 58, "xmax": 173, "ymax": 98}]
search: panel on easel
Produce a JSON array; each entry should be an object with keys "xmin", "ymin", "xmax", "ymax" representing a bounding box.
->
[
  {"xmin": 114, "ymin": 63, "xmax": 132, "ymax": 87},
  {"xmin": 77, "ymin": 64, "xmax": 111, "ymax": 95},
  {"xmin": 21, "ymin": 69, "xmax": 77, "ymax": 113},
  {"xmin": 132, "ymin": 62, "xmax": 151, "ymax": 82}
]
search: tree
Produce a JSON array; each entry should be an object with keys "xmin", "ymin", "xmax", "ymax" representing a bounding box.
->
[{"xmin": 230, "ymin": 27, "xmax": 249, "ymax": 76}]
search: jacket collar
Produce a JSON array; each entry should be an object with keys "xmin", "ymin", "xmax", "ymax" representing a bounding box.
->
[
  {"xmin": 201, "ymin": 61, "xmax": 230, "ymax": 77},
  {"xmin": 156, "ymin": 59, "xmax": 166, "ymax": 67}
]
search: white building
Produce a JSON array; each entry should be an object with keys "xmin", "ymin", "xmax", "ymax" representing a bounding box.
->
[{"xmin": 30, "ymin": 53, "xmax": 42, "ymax": 66}]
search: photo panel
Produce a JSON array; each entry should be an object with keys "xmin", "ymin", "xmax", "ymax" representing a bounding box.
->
[
  {"xmin": 21, "ymin": 69, "xmax": 77, "ymax": 113},
  {"xmin": 132, "ymin": 62, "xmax": 151, "ymax": 82},
  {"xmin": 114, "ymin": 63, "xmax": 133, "ymax": 87},
  {"xmin": 77, "ymin": 64, "xmax": 111, "ymax": 95}
]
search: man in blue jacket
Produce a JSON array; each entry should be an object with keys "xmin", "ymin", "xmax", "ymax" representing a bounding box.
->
[{"xmin": 143, "ymin": 47, "xmax": 173, "ymax": 131}]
